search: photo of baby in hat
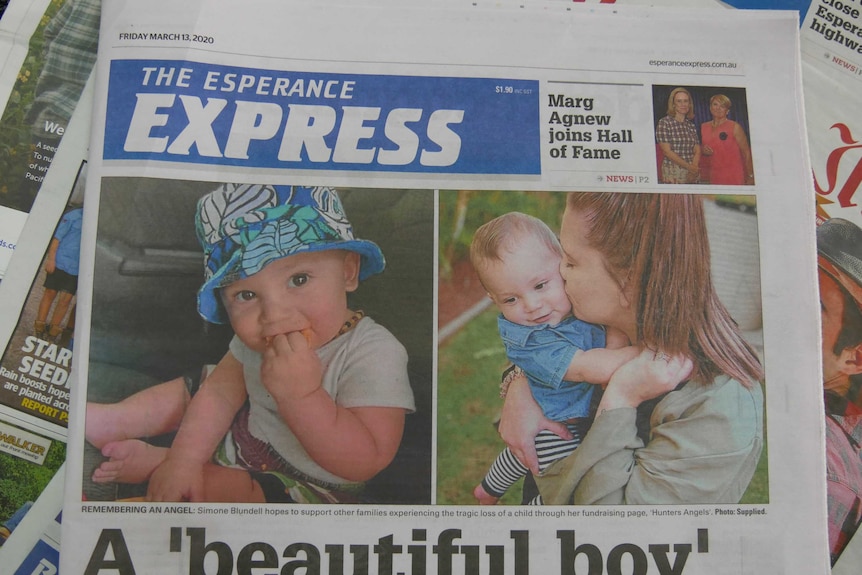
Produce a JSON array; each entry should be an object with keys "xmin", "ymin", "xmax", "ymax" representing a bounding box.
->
[{"xmin": 84, "ymin": 182, "xmax": 428, "ymax": 504}]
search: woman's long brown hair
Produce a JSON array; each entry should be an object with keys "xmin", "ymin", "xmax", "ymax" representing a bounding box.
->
[{"xmin": 566, "ymin": 192, "xmax": 763, "ymax": 386}]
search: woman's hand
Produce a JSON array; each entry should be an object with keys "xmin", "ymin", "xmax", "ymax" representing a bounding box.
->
[
  {"xmin": 702, "ymin": 144, "xmax": 714, "ymax": 156},
  {"xmin": 597, "ymin": 348, "xmax": 693, "ymax": 412},
  {"xmin": 498, "ymin": 372, "xmax": 573, "ymax": 475}
]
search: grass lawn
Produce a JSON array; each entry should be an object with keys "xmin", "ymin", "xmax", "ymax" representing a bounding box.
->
[
  {"xmin": 437, "ymin": 307, "xmax": 769, "ymax": 505},
  {"xmin": 437, "ymin": 307, "xmax": 523, "ymax": 505}
]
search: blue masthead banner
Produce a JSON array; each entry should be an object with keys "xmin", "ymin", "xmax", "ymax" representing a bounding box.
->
[{"xmin": 103, "ymin": 60, "xmax": 541, "ymax": 175}]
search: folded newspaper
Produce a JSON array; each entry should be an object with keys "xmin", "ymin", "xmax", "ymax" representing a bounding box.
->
[
  {"xmin": 0, "ymin": 0, "xmax": 97, "ymax": 568},
  {"xmin": 61, "ymin": 1, "xmax": 826, "ymax": 572},
  {"xmin": 0, "ymin": 0, "xmax": 99, "ymax": 279},
  {"xmin": 796, "ymin": 1, "xmax": 862, "ymax": 571}
]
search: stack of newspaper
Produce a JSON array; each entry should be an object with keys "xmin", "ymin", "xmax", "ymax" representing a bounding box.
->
[{"xmin": 0, "ymin": 0, "xmax": 855, "ymax": 573}]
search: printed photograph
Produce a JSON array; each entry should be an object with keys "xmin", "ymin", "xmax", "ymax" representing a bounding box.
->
[
  {"xmin": 816, "ymin": 217, "xmax": 862, "ymax": 565},
  {"xmin": 652, "ymin": 85, "xmax": 754, "ymax": 186},
  {"xmin": 0, "ymin": 0, "xmax": 99, "ymax": 214},
  {"xmin": 82, "ymin": 179, "xmax": 433, "ymax": 504},
  {"xmin": 0, "ymin": 418, "xmax": 64, "ymax": 547},
  {"xmin": 437, "ymin": 190, "xmax": 767, "ymax": 505},
  {"xmin": 0, "ymin": 161, "xmax": 85, "ymax": 428}
]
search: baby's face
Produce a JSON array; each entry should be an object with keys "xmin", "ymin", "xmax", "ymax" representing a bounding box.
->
[
  {"xmin": 481, "ymin": 235, "xmax": 572, "ymax": 327},
  {"xmin": 220, "ymin": 250, "xmax": 359, "ymax": 353}
]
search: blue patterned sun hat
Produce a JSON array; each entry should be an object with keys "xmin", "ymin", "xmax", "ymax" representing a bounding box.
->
[{"xmin": 196, "ymin": 184, "xmax": 385, "ymax": 324}]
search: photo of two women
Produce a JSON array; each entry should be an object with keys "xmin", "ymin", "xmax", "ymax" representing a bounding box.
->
[{"xmin": 653, "ymin": 85, "xmax": 755, "ymax": 186}]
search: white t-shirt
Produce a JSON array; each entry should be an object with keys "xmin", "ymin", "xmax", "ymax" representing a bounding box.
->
[{"xmin": 229, "ymin": 316, "xmax": 414, "ymax": 486}]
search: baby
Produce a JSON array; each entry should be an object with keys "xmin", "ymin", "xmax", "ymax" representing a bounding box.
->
[
  {"xmin": 85, "ymin": 184, "xmax": 415, "ymax": 503},
  {"xmin": 470, "ymin": 212, "xmax": 637, "ymax": 505}
]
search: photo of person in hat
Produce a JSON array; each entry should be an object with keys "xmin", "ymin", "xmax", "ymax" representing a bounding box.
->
[
  {"xmin": 84, "ymin": 183, "xmax": 416, "ymax": 504},
  {"xmin": 817, "ymin": 217, "xmax": 862, "ymax": 564}
]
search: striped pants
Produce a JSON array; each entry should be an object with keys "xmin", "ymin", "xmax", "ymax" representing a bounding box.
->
[{"xmin": 481, "ymin": 421, "xmax": 586, "ymax": 505}]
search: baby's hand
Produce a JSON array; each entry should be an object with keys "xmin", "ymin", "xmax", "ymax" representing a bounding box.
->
[
  {"xmin": 604, "ymin": 345, "xmax": 641, "ymax": 385},
  {"xmin": 261, "ymin": 330, "xmax": 323, "ymax": 402},
  {"xmin": 146, "ymin": 457, "xmax": 205, "ymax": 502}
]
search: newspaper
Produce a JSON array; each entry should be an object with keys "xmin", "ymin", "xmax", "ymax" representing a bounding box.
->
[
  {"xmin": 0, "ymin": 5, "xmax": 83, "ymax": 566},
  {"xmin": 61, "ymin": 1, "xmax": 826, "ymax": 572},
  {"xmin": 719, "ymin": 0, "xmax": 812, "ymax": 16},
  {"xmin": 0, "ymin": 180, "xmax": 80, "ymax": 570},
  {"xmin": 0, "ymin": 0, "xmax": 99, "ymax": 279},
  {"xmin": 1, "ymin": 463, "xmax": 64, "ymax": 575},
  {"xmin": 701, "ymin": 0, "xmax": 862, "ymax": 570},
  {"xmin": 0, "ymin": 53, "xmax": 91, "ymax": 571},
  {"xmin": 0, "ymin": 1, "xmax": 730, "ymax": 573},
  {"xmin": 800, "ymin": 0, "xmax": 862, "ymax": 229},
  {"xmin": 794, "ymin": 0, "xmax": 862, "ymax": 571}
]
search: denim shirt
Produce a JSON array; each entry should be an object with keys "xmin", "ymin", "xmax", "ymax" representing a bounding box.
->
[
  {"xmin": 498, "ymin": 315, "xmax": 605, "ymax": 421},
  {"xmin": 53, "ymin": 208, "xmax": 83, "ymax": 275}
]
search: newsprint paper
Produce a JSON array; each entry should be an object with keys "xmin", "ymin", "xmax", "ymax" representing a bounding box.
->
[
  {"xmin": 62, "ymin": 1, "xmax": 825, "ymax": 573},
  {"xmin": 797, "ymin": 0, "xmax": 862, "ymax": 572}
]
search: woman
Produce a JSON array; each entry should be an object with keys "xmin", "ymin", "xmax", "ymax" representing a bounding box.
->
[
  {"xmin": 655, "ymin": 87, "xmax": 701, "ymax": 184},
  {"xmin": 701, "ymin": 94, "xmax": 754, "ymax": 185},
  {"xmin": 498, "ymin": 192, "xmax": 764, "ymax": 504}
]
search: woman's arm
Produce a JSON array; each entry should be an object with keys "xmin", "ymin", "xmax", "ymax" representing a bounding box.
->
[
  {"xmin": 701, "ymin": 136, "xmax": 714, "ymax": 156},
  {"xmin": 44, "ymin": 238, "xmax": 60, "ymax": 273},
  {"xmin": 498, "ymin": 374, "xmax": 572, "ymax": 475},
  {"xmin": 656, "ymin": 117, "xmax": 699, "ymax": 175},
  {"xmin": 734, "ymin": 123, "xmax": 755, "ymax": 184},
  {"xmin": 690, "ymin": 144, "xmax": 702, "ymax": 182},
  {"xmin": 536, "ymin": 369, "xmax": 764, "ymax": 505},
  {"xmin": 658, "ymin": 142, "xmax": 697, "ymax": 172}
]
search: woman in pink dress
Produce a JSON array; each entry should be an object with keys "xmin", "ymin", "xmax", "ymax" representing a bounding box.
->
[{"xmin": 701, "ymin": 94, "xmax": 754, "ymax": 185}]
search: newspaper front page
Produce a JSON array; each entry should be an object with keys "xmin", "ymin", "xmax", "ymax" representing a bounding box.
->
[{"xmin": 62, "ymin": 2, "xmax": 826, "ymax": 573}]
